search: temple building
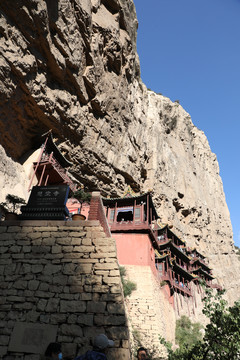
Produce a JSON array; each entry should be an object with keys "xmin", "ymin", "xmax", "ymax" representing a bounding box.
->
[
  {"xmin": 26, "ymin": 135, "xmax": 220, "ymax": 300},
  {"xmin": 102, "ymin": 188, "xmax": 159, "ymax": 274},
  {"xmin": 155, "ymin": 225, "xmax": 195, "ymax": 297},
  {"xmin": 28, "ymin": 131, "xmax": 76, "ymax": 192},
  {"xmin": 187, "ymin": 248, "xmax": 219, "ymax": 289},
  {"xmin": 102, "ymin": 188, "xmax": 220, "ymax": 301}
]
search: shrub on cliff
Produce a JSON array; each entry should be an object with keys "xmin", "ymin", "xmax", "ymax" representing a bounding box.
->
[
  {"xmin": 235, "ymin": 245, "xmax": 240, "ymax": 260},
  {"xmin": 119, "ymin": 266, "xmax": 137, "ymax": 297}
]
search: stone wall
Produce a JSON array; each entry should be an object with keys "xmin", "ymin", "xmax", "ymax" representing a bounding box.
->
[
  {"xmin": 124, "ymin": 265, "xmax": 175, "ymax": 359},
  {"xmin": 124, "ymin": 265, "xmax": 215, "ymax": 358},
  {"xmin": 0, "ymin": 220, "xmax": 130, "ymax": 360}
]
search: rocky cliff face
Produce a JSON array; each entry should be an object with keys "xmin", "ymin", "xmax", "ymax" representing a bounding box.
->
[{"xmin": 0, "ymin": 0, "xmax": 239, "ymax": 306}]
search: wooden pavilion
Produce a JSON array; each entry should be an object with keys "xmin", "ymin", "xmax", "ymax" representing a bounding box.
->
[
  {"xmin": 102, "ymin": 188, "xmax": 159, "ymax": 271},
  {"xmin": 28, "ymin": 131, "xmax": 76, "ymax": 192},
  {"xmin": 103, "ymin": 188, "xmax": 159, "ymax": 242}
]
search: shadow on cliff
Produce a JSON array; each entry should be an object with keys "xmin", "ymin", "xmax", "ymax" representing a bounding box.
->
[{"xmin": 46, "ymin": 0, "xmax": 59, "ymax": 23}]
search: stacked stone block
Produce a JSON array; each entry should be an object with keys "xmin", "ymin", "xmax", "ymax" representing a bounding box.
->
[
  {"xmin": 124, "ymin": 265, "xmax": 174, "ymax": 359},
  {"xmin": 0, "ymin": 220, "xmax": 130, "ymax": 360}
]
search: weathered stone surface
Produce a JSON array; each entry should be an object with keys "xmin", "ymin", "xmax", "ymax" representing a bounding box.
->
[
  {"xmin": 36, "ymin": 299, "xmax": 48, "ymax": 312},
  {"xmin": 77, "ymin": 314, "xmax": 94, "ymax": 326},
  {"xmin": 46, "ymin": 298, "xmax": 60, "ymax": 313},
  {"xmin": 87, "ymin": 301, "xmax": 106, "ymax": 313},
  {"xmin": 60, "ymin": 300, "xmax": 86, "ymax": 313},
  {"xmin": 94, "ymin": 314, "xmax": 126, "ymax": 326},
  {"xmin": 107, "ymin": 303, "xmax": 125, "ymax": 315},
  {"xmin": 61, "ymin": 324, "xmax": 83, "ymax": 337},
  {"xmin": 0, "ymin": 0, "xmax": 240, "ymax": 358},
  {"xmin": 28, "ymin": 280, "xmax": 39, "ymax": 291}
]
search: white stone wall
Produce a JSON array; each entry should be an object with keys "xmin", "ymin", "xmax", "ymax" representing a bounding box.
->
[{"xmin": 123, "ymin": 265, "xmax": 176, "ymax": 359}]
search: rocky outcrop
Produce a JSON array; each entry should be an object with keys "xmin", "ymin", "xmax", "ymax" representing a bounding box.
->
[
  {"xmin": 0, "ymin": 0, "xmax": 239, "ymax": 315},
  {"xmin": 0, "ymin": 145, "xmax": 28, "ymax": 206}
]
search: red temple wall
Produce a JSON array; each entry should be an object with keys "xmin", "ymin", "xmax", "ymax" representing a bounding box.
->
[{"xmin": 113, "ymin": 233, "xmax": 157, "ymax": 276}]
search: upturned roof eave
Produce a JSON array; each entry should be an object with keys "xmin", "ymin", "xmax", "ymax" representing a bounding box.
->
[
  {"xmin": 157, "ymin": 225, "xmax": 185, "ymax": 245},
  {"xmin": 42, "ymin": 131, "xmax": 73, "ymax": 168},
  {"xmin": 102, "ymin": 192, "xmax": 159, "ymax": 219}
]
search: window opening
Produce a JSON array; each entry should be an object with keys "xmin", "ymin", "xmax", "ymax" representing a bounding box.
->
[{"xmin": 117, "ymin": 207, "xmax": 133, "ymax": 222}]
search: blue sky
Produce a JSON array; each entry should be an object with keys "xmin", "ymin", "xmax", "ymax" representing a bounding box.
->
[{"xmin": 133, "ymin": 0, "xmax": 240, "ymax": 247}]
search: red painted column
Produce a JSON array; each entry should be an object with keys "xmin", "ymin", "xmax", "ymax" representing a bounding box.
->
[
  {"xmin": 133, "ymin": 199, "xmax": 136, "ymax": 224},
  {"xmin": 38, "ymin": 164, "xmax": 46, "ymax": 186},
  {"xmin": 113, "ymin": 201, "xmax": 118, "ymax": 224}
]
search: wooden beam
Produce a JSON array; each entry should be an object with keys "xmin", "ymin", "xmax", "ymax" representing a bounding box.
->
[
  {"xmin": 38, "ymin": 164, "xmax": 46, "ymax": 186},
  {"xmin": 113, "ymin": 201, "xmax": 118, "ymax": 223},
  {"xmin": 133, "ymin": 199, "xmax": 136, "ymax": 225}
]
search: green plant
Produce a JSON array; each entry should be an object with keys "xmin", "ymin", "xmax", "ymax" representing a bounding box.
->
[
  {"xmin": 235, "ymin": 245, "xmax": 240, "ymax": 260},
  {"xmin": 119, "ymin": 266, "xmax": 137, "ymax": 297},
  {"xmin": 0, "ymin": 194, "xmax": 26, "ymax": 214},
  {"xmin": 160, "ymin": 280, "xmax": 167, "ymax": 287},
  {"xmin": 175, "ymin": 315, "xmax": 203, "ymax": 349},
  {"xmin": 159, "ymin": 336, "xmax": 173, "ymax": 356},
  {"xmin": 132, "ymin": 327, "xmax": 142, "ymax": 348},
  {"xmin": 71, "ymin": 189, "xmax": 91, "ymax": 212},
  {"xmin": 160, "ymin": 284, "xmax": 240, "ymax": 360}
]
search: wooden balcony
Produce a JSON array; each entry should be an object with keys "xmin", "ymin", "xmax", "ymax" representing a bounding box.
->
[
  {"xmin": 157, "ymin": 270, "xmax": 192, "ymax": 296},
  {"xmin": 109, "ymin": 220, "xmax": 152, "ymax": 232},
  {"xmin": 190, "ymin": 256, "xmax": 210, "ymax": 270},
  {"xmin": 171, "ymin": 280, "xmax": 192, "ymax": 296}
]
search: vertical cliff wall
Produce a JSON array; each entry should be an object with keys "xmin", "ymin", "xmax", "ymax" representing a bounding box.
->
[{"xmin": 0, "ymin": 0, "xmax": 239, "ymax": 318}]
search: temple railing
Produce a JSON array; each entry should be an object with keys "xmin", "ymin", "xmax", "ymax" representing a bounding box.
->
[
  {"xmin": 157, "ymin": 269, "xmax": 192, "ymax": 296},
  {"xmin": 171, "ymin": 280, "xmax": 192, "ymax": 296}
]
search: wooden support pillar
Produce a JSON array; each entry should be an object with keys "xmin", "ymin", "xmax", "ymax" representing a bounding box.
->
[
  {"xmin": 176, "ymin": 291, "xmax": 180, "ymax": 315},
  {"xmin": 28, "ymin": 132, "xmax": 50, "ymax": 191},
  {"xmin": 113, "ymin": 201, "xmax": 118, "ymax": 223},
  {"xmin": 133, "ymin": 199, "xmax": 136, "ymax": 224},
  {"xmin": 38, "ymin": 164, "xmax": 46, "ymax": 186},
  {"xmin": 28, "ymin": 148, "xmax": 45, "ymax": 191},
  {"xmin": 146, "ymin": 194, "xmax": 149, "ymax": 223},
  {"xmin": 44, "ymin": 174, "xmax": 49, "ymax": 186},
  {"xmin": 180, "ymin": 291, "xmax": 183, "ymax": 306}
]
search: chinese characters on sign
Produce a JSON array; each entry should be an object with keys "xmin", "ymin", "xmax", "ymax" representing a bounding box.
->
[{"xmin": 20, "ymin": 185, "xmax": 70, "ymax": 220}]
